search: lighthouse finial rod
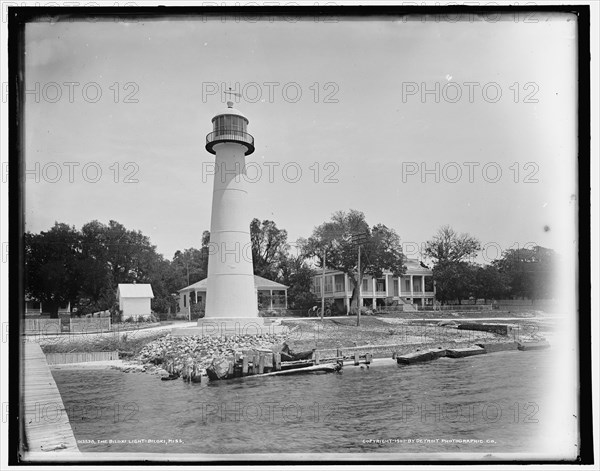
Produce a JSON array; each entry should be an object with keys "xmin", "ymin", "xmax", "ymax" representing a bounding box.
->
[{"xmin": 224, "ymin": 87, "xmax": 242, "ymax": 108}]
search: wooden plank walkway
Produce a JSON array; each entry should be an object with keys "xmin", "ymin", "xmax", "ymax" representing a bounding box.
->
[{"xmin": 23, "ymin": 342, "xmax": 80, "ymax": 454}]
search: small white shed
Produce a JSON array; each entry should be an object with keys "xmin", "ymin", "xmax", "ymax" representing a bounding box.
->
[{"xmin": 117, "ymin": 283, "xmax": 154, "ymax": 321}]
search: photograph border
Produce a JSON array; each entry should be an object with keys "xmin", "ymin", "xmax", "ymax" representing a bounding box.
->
[{"xmin": 7, "ymin": 3, "xmax": 593, "ymax": 466}]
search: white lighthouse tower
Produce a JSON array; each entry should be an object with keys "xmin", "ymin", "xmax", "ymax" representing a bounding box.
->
[{"xmin": 203, "ymin": 95, "xmax": 257, "ymax": 320}]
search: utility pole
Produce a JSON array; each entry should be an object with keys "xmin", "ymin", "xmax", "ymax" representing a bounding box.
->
[
  {"xmin": 321, "ymin": 249, "xmax": 326, "ymax": 321},
  {"xmin": 186, "ymin": 257, "xmax": 191, "ymax": 321},
  {"xmin": 357, "ymin": 244, "xmax": 361, "ymax": 327},
  {"xmin": 351, "ymin": 232, "xmax": 367, "ymax": 327}
]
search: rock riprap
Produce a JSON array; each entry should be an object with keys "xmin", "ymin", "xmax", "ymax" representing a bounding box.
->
[{"xmin": 135, "ymin": 333, "xmax": 288, "ymax": 375}]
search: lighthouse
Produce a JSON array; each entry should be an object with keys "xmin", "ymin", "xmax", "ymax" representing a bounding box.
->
[{"xmin": 203, "ymin": 96, "xmax": 257, "ymax": 320}]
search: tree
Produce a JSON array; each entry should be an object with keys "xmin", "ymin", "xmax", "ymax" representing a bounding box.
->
[
  {"xmin": 102, "ymin": 220, "xmax": 158, "ymax": 285},
  {"xmin": 473, "ymin": 265, "xmax": 509, "ymax": 303},
  {"xmin": 250, "ymin": 219, "xmax": 289, "ymax": 280},
  {"xmin": 424, "ymin": 226, "xmax": 481, "ymax": 305},
  {"xmin": 493, "ymin": 246, "xmax": 557, "ymax": 300},
  {"xmin": 26, "ymin": 220, "xmax": 179, "ymax": 317},
  {"xmin": 171, "ymin": 245, "xmax": 209, "ymax": 288},
  {"xmin": 78, "ymin": 221, "xmax": 114, "ymax": 307},
  {"xmin": 76, "ymin": 220, "xmax": 167, "ymax": 312},
  {"xmin": 25, "ymin": 223, "xmax": 81, "ymax": 318},
  {"xmin": 432, "ymin": 261, "xmax": 476, "ymax": 305},
  {"xmin": 304, "ymin": 210, "xmax": 405, "ymax": 308},
  {"xmin": 279, "ymin": 255, "xmax": 318, "ymax": 310},
  {"xmin": 424, "ymin": 225, "xmax": 481, "ymax": 265},
  {"xmin": 147, "ymin": 257, "xmax": 178, "ymax": 314}
]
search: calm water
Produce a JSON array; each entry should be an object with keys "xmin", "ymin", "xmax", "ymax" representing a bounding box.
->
[{"xmin": 52, "ymin": 351, "xmax": 556, "ymax": 455}]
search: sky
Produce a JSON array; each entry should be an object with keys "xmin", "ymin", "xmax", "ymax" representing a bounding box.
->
[{"xmin": 23, "ymin": 13, "xmax": 578, "ymax": 263}]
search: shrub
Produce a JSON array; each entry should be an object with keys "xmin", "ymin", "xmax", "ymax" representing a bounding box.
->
[
  {"xmin": 143, "ymin": 314, "xmax": 160, "ymax": 323},
  {"xmin": 111, "ymin": 308, "xmax": 123, "ymax": 324},
  {"xmin": 288, "ymin": 291, "xmax": 318, "ymax": 311},
  {"xmin": 190, "ymin": 302, "xmax": 205, "ymax": 320},
  {"xmin": 384, "ymin": 297, "xmax": 398, "ymax": 307}
]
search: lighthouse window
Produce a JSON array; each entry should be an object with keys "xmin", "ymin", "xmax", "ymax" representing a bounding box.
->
[
  {"xmin": 214, "ymin": 115, "xmax": 246, "ymax": 134},
  {"xmin": 213, "ymin": 116, "xmax": 222, "ymax": 131}
]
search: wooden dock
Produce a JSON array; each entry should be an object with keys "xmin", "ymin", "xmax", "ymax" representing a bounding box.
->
[
  {"xmin": 445, "ymin": 346, "xmax": 487, "ymax": 358},
  {"xmin": 22, "ymin": 342, "xmax": 80, "ymax": 456},
  {"xmin": 395, "ymin": 348, "xmax": 447, "ymax": 365},
  {"xmin": 197, "ymin": 349, "xmax": 374, "ymax": 382}
]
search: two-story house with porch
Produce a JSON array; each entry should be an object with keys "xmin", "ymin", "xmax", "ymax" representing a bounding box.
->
[{"xmin": 311, "ymin": 258, "xmax": 434, "ymax": 313}]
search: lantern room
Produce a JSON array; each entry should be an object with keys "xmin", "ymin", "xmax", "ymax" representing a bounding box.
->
[{"xmin": 205, "ymin": 101, "xmax": 255, "ymax": 155}]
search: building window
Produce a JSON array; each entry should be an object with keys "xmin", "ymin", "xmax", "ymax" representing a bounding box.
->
[
  {"xmin": 183, "ymin": 294, "xmax": 187, "ymax": 307},
  {"xmin": 324, "ymin": 275, "xmax": 333, "ymax": 293},
  {"xmin": 272, "ymin": 290, "xmax": 286, "ymax": 307},
  {"xmin": 376, "ymin": 278, "xmax": 386, "ymax": 292},
  {"xmin": 313, "ymin": 278, "xmax": 321, "ymax": 295},
  {"xmin": 413, "ymin": 278, "xmax": 422, "ymax": 292},
  {"xmin": 393, "ymin": 279, "xmax": 399, "ymax": 296},
  {"xmin": 334, "ymin": 274, "xmax": 345, "ymax": 292},
  {"xmin": 362, "ymin": 278, "xmax": 369, "ymax": 292}
]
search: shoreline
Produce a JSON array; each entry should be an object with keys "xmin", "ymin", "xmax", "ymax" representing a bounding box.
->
[{"xmin": 44, "ymin": 316, "xmax": 554, "ymax": 378}]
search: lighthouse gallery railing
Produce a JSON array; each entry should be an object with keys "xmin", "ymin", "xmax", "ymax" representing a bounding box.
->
[{"xmin": 206, "ymin": 130, "xmax": 254, "ymax": 147}]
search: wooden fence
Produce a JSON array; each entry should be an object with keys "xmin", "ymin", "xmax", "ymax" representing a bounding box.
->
[
  {"xmin": 24, "ymin": 318, "xmax": 62, "ymax": 335},
  {"xmin": 24, "ymin": 317, "xmax": 112, "ymax": 334},
  {"xmin": 69, "ymin": 318, "xmax": 111, "ymax": 333},
  {"xmin": 45, "ymin": 351, "xmax": 120, "ymax": 365},
  {"xmin": 420, "ymin": 304, "xmax": 493, "ymax": 311}
]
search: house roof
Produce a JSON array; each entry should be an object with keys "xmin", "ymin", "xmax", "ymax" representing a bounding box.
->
[
  {"xmin": 117, "ymin": 283, "xmax": 154, "ymax": 298},
  {"xmin": 313, "ymin": 259, "xmax": 433, "ymax": 277},
  {"xmin": 179, "ymin": 275, "xmax": 288, "ymax": 293}
]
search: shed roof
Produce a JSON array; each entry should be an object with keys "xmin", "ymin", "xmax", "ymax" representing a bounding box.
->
[
  {"xmin": 179, "ymin": 275, "xmax": 288, "ymax": 293},
  {"xmin": 117, "ymin": 283, "xmax": 154, "ymax": 298}
]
